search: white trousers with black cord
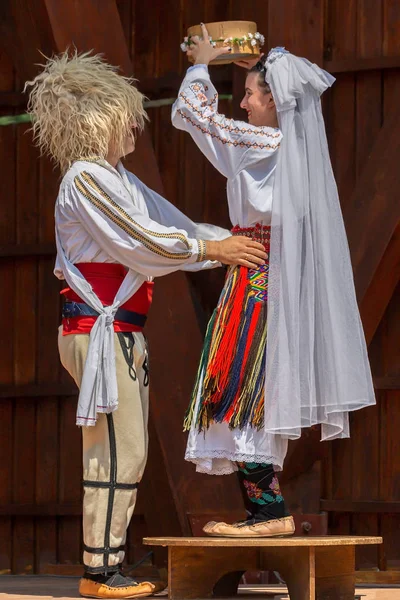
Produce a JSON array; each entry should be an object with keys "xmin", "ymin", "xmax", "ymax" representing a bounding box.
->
[{"xmin": 58, "ymin": 328, "xmax": 149, "ymax": 574}]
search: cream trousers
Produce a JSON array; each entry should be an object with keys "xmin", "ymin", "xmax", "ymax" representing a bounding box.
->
[{"xmin": 58, "ymin": 328, "xmax": 149, "ymax": 573}]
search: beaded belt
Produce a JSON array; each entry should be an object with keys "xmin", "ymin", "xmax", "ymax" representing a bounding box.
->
[{"xmin": 231, "ymin": 223, "xmax": 271, "ymax": 251}]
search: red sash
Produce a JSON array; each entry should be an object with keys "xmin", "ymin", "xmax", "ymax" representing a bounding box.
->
[{"xmin": 61, "ymin": 263, "xmax": 153, "ymax": 335}]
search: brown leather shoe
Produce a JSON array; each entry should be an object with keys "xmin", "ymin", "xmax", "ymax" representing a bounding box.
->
[
  {"xmin": 79, "ymin": 572, "xmax": 156, "ymax": 598},
  {"xmin": 203, "ymin": 515, "xmax": 295, "ymax": 538}
]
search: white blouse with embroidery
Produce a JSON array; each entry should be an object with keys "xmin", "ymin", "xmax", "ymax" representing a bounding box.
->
[
  {"xmin": 172, "ymin": 64, "xmax": 283, "ymax": 227},
  {"xmin": 172, "ymin": 66, "xmax": 288, "ymax": 475}
]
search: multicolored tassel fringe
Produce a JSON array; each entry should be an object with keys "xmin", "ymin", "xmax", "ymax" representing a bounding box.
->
[{"xmin": 184, "ymin": 242, "xmax": 270, "ymax": 433}]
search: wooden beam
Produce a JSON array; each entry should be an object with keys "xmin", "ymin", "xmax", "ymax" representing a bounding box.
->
[
  {"xmin": 321, "ymin": 500, "xmax": 400, "ymax": 513},
  {"xmin": 344, "ymin": 111, "xmax": 400, "ymax": 303},
  {"xmin": 355, "ymin": 570, "xmax": 400, "ymax": 584},
  {"xmin": 0, "ymin": 92, "xmax": 27, "ymax": 108},
  {"xmin": 0, "ymin": 383, "xmax": 77, "ymax": 398},
  {"xmin": 343, "ymin": 111, "xmax": 400, "ymax": 348},
  {"xmin": 0, "ymin": 503, "xmax": 82, "ymax": 516},
  {"xmin": 134, "ymin": 67, "xmax": 233, "ymax": 98},
  {"xmin": 44, "ymin": 0, "xmax": 131, "ymax": 76},
  {"xmin": 0, "ymin": 243, "xmax": 55, "ymax": 257},
  {"xmin": 325, "ymin": 55, "xmax": 400, "ymax": 73},
  {"xmin": 360, "ymin": 224, "xmax": 400, "ymax": 344},
  {"xmin": 0, "ymin": 1, "xmax": 56, "ymax": 82},
  {"xmin": 373, "ymin": 376, "xmax": 400, "ymax": 390}
]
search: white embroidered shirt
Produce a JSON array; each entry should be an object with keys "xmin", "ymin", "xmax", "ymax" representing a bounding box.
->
[
  {"xmin": 55, "ymin": 159, "xmax": 229, "ymax": 426},
  {"xmin": 172, "ymin": 65, "xmax": 283, "ymax": 227}
]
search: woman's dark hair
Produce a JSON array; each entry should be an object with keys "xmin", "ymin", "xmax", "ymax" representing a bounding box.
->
[{"xmin": 249, "ymin": 55, "xmax": 271, "ymax": 93}]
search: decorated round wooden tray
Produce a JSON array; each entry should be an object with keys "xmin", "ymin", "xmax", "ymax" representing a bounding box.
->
[{"xmin": 181, "ymin": 21, "xmax": 265, "ymax": 65}]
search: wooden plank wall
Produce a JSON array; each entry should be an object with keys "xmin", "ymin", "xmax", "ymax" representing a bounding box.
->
[
  {"xmin": 322, "ymin": 0, "xmax": 400, "ymax": 574},
  {"xmin": 0, "ymin": 0, "xmax": 399, "ymax": 575}
]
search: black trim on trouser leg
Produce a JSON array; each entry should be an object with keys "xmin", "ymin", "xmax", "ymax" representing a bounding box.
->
[
  {"xmin": 117, "ymin": 332, "xmax": 137, "ymax": 381},
  {"xmin": 83, "ymin": 544, "xmax": 125, "ymax": 554},
  {"xmin": 83, "ymin": 413, "xmax": 138, "ymax": 575},
  {"xmin": 142, "ymin": 336, "xmax": 149, "ymax": 388},
  {"xmin": 83, "ymin": 481, "xmax": 138, "ymax": 490},
  {"xmin": 83, "ymin": 332, "xmax": 143, "ymax": 575},
  {"xmin": 118, "ymin": 332, "xmax": 149, "ymax": 387},
  {"xmin": 142, "ymin": 355, "xmax": 149, "ymax": 387},
  {"xmin": 103, "ymin": 413, "xmax": 117, "ymax": 573}
]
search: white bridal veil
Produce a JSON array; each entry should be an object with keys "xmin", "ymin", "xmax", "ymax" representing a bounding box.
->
[{"xmin": 264, "ymin": 48, "xmax": 375, "ymax": 441}]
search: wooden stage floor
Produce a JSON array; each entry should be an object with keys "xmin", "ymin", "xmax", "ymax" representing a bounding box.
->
[{"xmin": 0, "ymin": 577, "xmax": 400, "ymax": 600}]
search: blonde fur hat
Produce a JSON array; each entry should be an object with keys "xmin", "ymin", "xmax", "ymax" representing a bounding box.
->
[{"xmin": 25, "ymin": 50, "xmax": 148, "ymax": 173}]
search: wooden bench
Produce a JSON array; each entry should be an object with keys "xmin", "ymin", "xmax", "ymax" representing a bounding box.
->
[{"xmin": 144, "ymin": 535, "xmax": 382, "ymax": 600}]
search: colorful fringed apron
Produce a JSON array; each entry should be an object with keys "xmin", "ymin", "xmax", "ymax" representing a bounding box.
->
[{"xmin": 184, "ymin": 223, "xmax": 270, "ymax": 433}]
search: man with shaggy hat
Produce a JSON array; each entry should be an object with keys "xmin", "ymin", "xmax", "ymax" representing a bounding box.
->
[{"xmin": 26, "ymin": 50, "xmax": 266, "ymax": 598}]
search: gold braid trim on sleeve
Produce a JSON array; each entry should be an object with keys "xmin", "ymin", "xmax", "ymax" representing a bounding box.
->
[
  {"xmin": 74, "ymin": 175, "xmax": 192, "ymax": 261},
  {"xmin": 196, "ymin": 239, "xmax": 207, "ymax": 263},
  {"xmin": 81, "ymin": 171, "xmax": 191, "ymax": 249}
]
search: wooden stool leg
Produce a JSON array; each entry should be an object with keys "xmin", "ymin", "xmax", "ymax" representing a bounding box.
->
[
  {"xmin": 261, "ymin": 547, "xmax": 315, "ymax": 600},
  {"xmin": 168, "ymin": 547, "xmax": 257, "ymax": 599},
  {"xmin": 315, "ymin": 546, "xmax": 355, "ymax": 600}
]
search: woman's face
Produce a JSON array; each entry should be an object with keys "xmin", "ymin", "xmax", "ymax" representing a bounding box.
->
[{"xmin": 240, "ymin": 72, "xmax": 275, "ymax": 127}]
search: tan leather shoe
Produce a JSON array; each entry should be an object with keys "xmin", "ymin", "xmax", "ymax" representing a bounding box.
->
[
  {"xmin": 79, "ymin": 575, "xmax": 155, "ymax": 598},
  {"xmin": 203, "ymin": 515, "xmax": 295, "ymax": 538}
]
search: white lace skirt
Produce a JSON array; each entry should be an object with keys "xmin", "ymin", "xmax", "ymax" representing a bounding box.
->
[{"xmin": 185, "ymin": 369, "xmax": 288, "ymax": 475}]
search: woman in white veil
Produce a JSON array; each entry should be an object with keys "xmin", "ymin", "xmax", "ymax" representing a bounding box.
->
[{"xmin": 173, "ymin": 32, "xmax": 375, "ymax": 537}]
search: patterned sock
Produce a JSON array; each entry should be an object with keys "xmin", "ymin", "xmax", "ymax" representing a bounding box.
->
[{"xmin": 237, "ymin": 462, "xmax": 288, "ymax": 522}]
